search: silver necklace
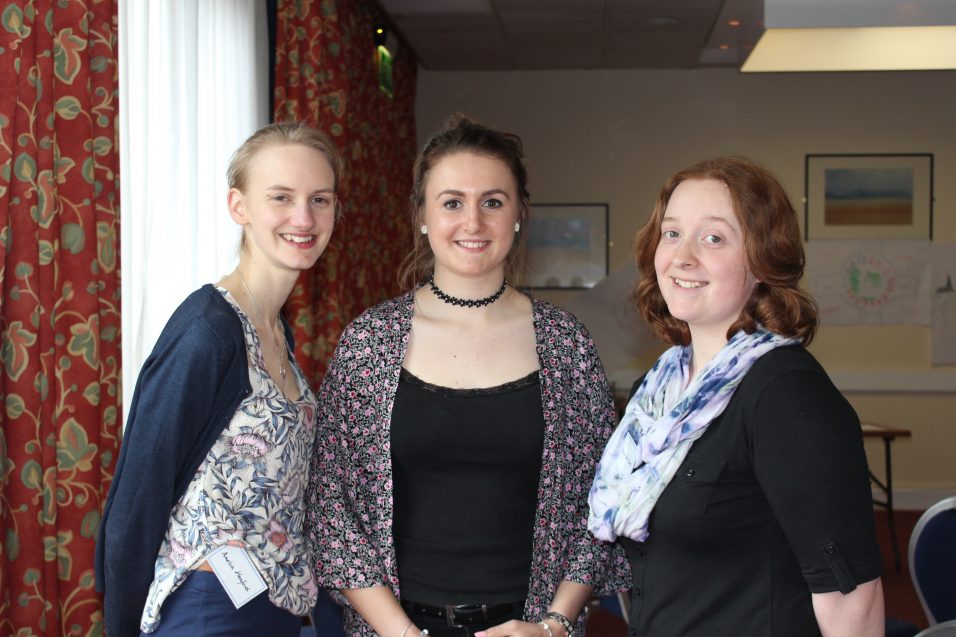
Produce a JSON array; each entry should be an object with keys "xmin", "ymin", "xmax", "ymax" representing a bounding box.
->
[{"xmin": 236, "ymin": 268, "xmax": 287, "ymax": 380}]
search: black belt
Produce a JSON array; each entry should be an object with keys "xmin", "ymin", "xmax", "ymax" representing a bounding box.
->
[{"xmin": 401, "ymin": 599, "xmax": 525, "ymax": 627}]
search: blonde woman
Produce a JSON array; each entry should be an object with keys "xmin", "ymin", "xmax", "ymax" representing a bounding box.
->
[{"xmin": 96, "ymin": 122, "xmax": 342, "ymax": 637}]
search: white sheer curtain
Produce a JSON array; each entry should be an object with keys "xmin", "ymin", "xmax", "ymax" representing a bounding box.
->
[{"xmin": 119, "ymin": 0, "xmax": 270, "ymax": 422}]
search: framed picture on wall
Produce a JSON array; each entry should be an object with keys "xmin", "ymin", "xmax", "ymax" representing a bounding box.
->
[
  {"xmin": 804, "ymin": 153, "xmax": 934, "ymax": 240},
  {"xmin": 526, "ymin": 203, "xmax": 608, "ymax": 289}
]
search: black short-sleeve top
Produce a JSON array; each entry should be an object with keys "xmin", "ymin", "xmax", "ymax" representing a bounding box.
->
[{"xmin": 621, "ymin": 345, "xmax": 883, "ymax": 637}]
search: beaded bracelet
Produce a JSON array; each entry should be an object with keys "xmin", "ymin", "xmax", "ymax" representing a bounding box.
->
[
  {"xmin": 538, "ymin": 621, "xmax": 554, "ymax": 637},
  {"xmin": 543, "ymin": 611, "xmax": 574, "ymax": 637}
]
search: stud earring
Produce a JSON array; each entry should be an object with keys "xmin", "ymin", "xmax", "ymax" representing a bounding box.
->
[
  {"xmin": 420, "ymin": 225, "xmax": 428, "ymax": 235},
  {"xmin": 514, "ymin": 222, "xmax": 521, "ymax": 232}
]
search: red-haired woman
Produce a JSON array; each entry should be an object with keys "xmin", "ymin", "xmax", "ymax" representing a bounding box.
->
[{"xmin": 589, "ymin": 156, "xmax": 884, "ymax": 636}]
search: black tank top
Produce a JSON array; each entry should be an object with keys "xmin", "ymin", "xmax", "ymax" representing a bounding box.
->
[{"xmin": 391, "ymin": 368, "xmax": 545, "ymax": 604}]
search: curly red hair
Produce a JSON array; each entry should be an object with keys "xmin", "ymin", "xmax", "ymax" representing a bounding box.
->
[{"xmin": 633, "ymin": 156, "xmax": 818, "ymax": 346}]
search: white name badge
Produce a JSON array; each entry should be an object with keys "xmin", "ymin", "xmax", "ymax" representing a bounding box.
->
[{"xmin": 206, "ymin": 545, "xmax": 268, "ymax": 609}]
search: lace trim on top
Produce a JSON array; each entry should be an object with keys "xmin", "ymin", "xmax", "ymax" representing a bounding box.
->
[{"xmin": 399, "ymin": 367, "xmax": 539, "ymax": 397}]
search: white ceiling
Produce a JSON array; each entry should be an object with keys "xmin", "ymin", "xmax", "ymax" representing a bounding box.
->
[{"xmin": 376, "ymin": 0, "xmax": 765, "ymax": 70}]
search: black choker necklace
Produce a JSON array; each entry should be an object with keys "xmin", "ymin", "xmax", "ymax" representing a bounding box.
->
[{"xmin": 428, "ymin": 276, "xmax": 507, "ymax": 308}]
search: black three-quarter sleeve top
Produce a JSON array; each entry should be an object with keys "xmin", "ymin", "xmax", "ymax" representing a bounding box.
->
[{"xmin": 621, "ymin": 345, "xmax": 883, "ymax": 637}]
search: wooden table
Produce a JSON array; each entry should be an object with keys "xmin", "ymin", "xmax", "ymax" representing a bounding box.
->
[{"xmin": 861, "ymin": 422, "xmax": 912, "ymax": 572}]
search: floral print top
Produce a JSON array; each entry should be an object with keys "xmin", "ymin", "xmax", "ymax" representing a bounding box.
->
[
  {"xmin": 307, "ymin": 291, "xmax": 630, "ymax": 637},
  {"xmin": 140, "ymin": 288, "xmax": 318, "ymax": 632}
]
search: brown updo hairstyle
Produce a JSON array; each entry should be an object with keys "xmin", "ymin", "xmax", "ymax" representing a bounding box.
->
[
  {"xmin": 633, "ymin": 156, "xmax": 818, "ymax": 346},
  {"xmin": 398, "ymin": 113, "xmax": 531, "ymax": 289},
  {"xmin": 227, "ymin": 122, "xmax": 345, "ymax": 251}
]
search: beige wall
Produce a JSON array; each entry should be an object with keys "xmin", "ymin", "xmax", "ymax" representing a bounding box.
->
[{"xmin": 416, "ymin": 68, "xmax": 956, "ymax": 504}]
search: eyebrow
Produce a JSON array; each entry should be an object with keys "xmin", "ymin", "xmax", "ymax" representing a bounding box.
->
[
  {"xmin": 435, "ymin": 188, "xmax": 511, "ymax": 200},
  {"xmin": 662, "ymin": 214, "xmax": 736, "ymax": 227},
  {"xmin": 267, "ymin": 185, "xmax": 334, "ymax": 193}
]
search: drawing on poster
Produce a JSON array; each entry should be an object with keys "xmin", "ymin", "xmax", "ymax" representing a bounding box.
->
[
  {"xmin": 564, "ymin": 262, "xmax": 657, "ymax": 386},
  {"xmin": 805, "ymin": 240, "xmax": 931, "ymax": 325},
  {"xmin": 931, "ymin": 245, "xmax": 956, "ymax": 365}
]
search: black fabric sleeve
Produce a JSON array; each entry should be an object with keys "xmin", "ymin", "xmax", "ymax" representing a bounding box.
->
[{"xmin": 751, "ymin": 369, "xmax": 883, "ymax": 594}]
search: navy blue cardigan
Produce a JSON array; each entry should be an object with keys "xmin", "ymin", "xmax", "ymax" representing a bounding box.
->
[{"xmin": 94, "ymin": 284, "xmax": 293, "ymax": 637}]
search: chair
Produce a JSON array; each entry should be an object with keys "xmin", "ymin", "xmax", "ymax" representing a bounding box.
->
[
  {"xmin": 910, "ymin": 496, "xmax": 956, "ymax": 625},
  {"xmin": 587, "ymin": 594, "xmax": 629, "ymax": 636},
  {"xmin": 886, "ymin": 616, "xmax": 921, "ymax": 637},
  {"xmin": 915, "ymin": 619, "xmax": 956, "ymax": 637}
]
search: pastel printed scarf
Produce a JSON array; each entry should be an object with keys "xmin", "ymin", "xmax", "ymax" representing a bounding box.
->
[{"xmin": 588, "ymin": 328, "xmax": 798, "ymax": 542}]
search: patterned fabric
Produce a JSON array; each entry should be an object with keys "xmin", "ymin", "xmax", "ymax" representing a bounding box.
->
[
  {"xmin": 96, "ymin": 285, "xmax": 256, "ymax": 637},
  {"xmin": 273, "ymin": 0, "xmax": 418, "ymax": 385},
  {"xmin": 588, "ymin": 328, "xmax": 798, "ymax": 543},
  {"xmin": 307, "ymin": 291, "xmax": 630, "ymax": 637},
  {"xmin": 0, "ymin": 2, "xmax": 120, "ymax": 635},
  {"xmin": 140, "ymin": 289, "xmax": 318, "ymax": 633}
]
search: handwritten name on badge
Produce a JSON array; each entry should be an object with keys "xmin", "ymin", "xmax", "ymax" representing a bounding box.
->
[{"xmin": 206, "ymin": 545, "xmax": 267, "ymax": 608}]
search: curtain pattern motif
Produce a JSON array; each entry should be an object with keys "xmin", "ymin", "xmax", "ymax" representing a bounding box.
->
[
  {"xmin": 274, "ymin": 0, "xmax": 417, "ymax": 383},
  {"xmin": 0, "ymin": 1, "xmax": 120, "ymax": 635}
]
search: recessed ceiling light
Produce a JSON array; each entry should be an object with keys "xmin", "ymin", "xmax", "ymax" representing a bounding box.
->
[
  {"xmin": 743, "ymin": 26, "xmax": 956, "ymax": 72},
  {"xmin": 719, "ymin": 44, "xmax": 730, "ymax": 50},
  {"xmin": 649, "ymin": 17, "xmax": 679, "ymax": 27},
  {"xmin": 727, "ymin": 19, "xmax": 741, "ymax": 27}
]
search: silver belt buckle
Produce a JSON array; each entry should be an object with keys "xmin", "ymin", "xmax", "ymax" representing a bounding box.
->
[{"xmin": 444, "ymin": 604, "xmax": 489, "ymax": 627}]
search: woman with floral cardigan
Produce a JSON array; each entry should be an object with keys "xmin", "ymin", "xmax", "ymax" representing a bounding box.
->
[{"xmin": 307, "ymin": 115, "xmax": 628, "ymax": 637}]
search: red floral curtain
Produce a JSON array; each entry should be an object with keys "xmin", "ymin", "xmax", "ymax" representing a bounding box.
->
[
  {"xmin": 0, "ymin": 1, "xmax": 120, "ymax": 635},
  {"xmin": 274, "ymin": 0, "xmax": 417, "ymax": 382}
]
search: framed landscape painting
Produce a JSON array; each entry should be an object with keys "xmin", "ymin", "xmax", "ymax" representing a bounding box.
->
[{"xmin": 805, "ymin": 154, "xmax": 933, "ymax": 240}]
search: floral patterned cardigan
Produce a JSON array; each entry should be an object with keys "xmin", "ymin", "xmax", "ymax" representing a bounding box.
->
[{"xmin": 306, "ymin": 291, "xmax": 629, "ymax": 636}]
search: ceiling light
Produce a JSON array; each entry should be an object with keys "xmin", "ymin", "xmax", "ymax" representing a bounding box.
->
[
  {"xmin": 741, "ymin": 0, "xmax": 956, "ymax": 72},
  {"xmin": 727, "ymin": 19, "xmax": 741, "ymax": 27}
]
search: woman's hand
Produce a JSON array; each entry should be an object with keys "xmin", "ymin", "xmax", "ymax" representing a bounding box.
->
[
  {"xmin": 475, "ymin": 619, "xmax": 555, "ymax": 637},
  {"xmin": 340, "ymin": 586, "xmax": 415, "ymax": 637}
]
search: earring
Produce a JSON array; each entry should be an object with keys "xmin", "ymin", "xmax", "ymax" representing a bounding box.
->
[
  {"xmin": 420, "ymin": 225, "xmax": 428, "ymax": 235},
  {"xmin": 514, "ymin": 222, "xmax": 521, "ymax": 232}
]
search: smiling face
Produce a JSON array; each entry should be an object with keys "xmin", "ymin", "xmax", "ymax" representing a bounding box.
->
[
  {"xmin": 654, "ymin": 178, "xmax": 758, "ymax": 348},
  {"xmin": 422, "ymin": 151, "xmax": 519, "ymax": 284},
  {"xmin": 229, "ymin": 143, "xmax": 336, "ymax": 273}
]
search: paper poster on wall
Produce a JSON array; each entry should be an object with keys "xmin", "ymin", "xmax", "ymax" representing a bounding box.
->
[
  {"xmin": 931, "ymin": 244, "xmax": 956, "ymax": 365},
  {"xmin": 564, "ymin": 263, "xmax": 656, "ymax": 390},
  {"xmin": 805, "ymin": 240, "xmax": 931, "ymax": 325}
]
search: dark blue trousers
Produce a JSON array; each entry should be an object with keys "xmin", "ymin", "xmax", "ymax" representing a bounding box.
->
[{"xmin": 142, "ymin": 571, "xmax": 302, "ymax": 636}]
